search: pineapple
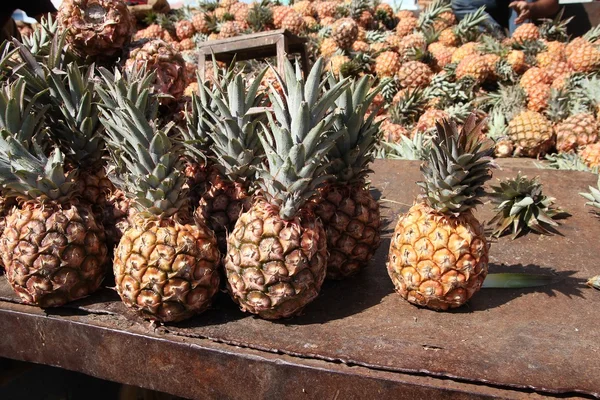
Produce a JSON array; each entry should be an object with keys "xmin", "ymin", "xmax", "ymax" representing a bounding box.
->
[
  {"xmin": 326, "ymin": 54, "xmax": 351, "ymax": 76},
  {"xmin": 57, "ymin": 0, "xmax": 134, "ymax": 61},
  {"xmin": 0, "ymin": 79, "xmax": 108, "ymax": 307},
  {"xmin": 225, "ymin": 59, "xmax": 348, "ymax": 319},
  {"xmin": 98, "ymin": 67, "xmax": 220, "ymax": 323},
  {"xmin": 125, "ymin": 39, "xmax": 187, "ymax": 105},
  {"xmin": 581, "ymin": 178, "xmax": 600, "ymax": 211},
  {"xmin": 397, "ymin": 61, "xmax": 433, "ymax": 89},
  {"xmin": 519, "ymin": 67, "xmax": 550, "ymax": 91},
  {"xmin": 331, "ymin": 18, "xmax": 359, "ymax": 50},
  {"xmin": 395, "ymin": 16, "xmax": 417, "ymax": 38},
  {"xmin": 506, "ymin": 49, "xmax": 526, "ymax": 74},
  {"xmin": 580, "ymin": 143, "xmax": 600, "ymax": 169},
  {"xmin": 247, "ymin": 0, "xmax": 274, "ymax": 32},
  {"xmin": 455, "ymin": 54, "xmax": 489, "ymax": 83},
  {"xmin": 451, "ymin": 42, "xmax": 480, "ymax": 64},
  {"xmin": 567, "ymin": 42, "xmax": 600, "ymax": 73},
  {"xmin": 192, "ymin": 12, "xmax": 212, "ymax": 34},
  {"xmin": 320, "ymin": 38, "xmax": 340, "ymax": 58},
  {"xmin": 314, "ymin": 1, "xmax": 339, "ymax": 20},
  {"xmin": 374, "ymin": 51, "xmax": 401, "ymax": 77},
  {"xmin": 387, "ymin": 114, "xmax": 494, "ymax": 310},
  {"xmin": 281, "ymin": 11, "xmax": 306, "ymax": 35},
  {"xmin": 486, "ymin": 111, "xmax": 514, "ymax": 158},
  {"xmin": 313, "ymin": 75, "xmax": 382, "ymax": 279},
  {"xmin": 526, "ymin": 83, "xmax": 550, "ymax": 112},
  {"xmin": 293, "ymin": 1, "xmax": 315, "ymax": 17},
  {"xmin": 512, "ymin": 23, "xmax": 540, "ymax": 45},
  {"xmin": 555, "ymin": 113, "xmax": 598, "ymax": 153},
  {"xmin": 190, "ymin": 71, "xmax": 267, "ymax": 254},
  {"xmin": 175, "ymin": 20, "xmax": 196, "ymax": 41},
  {"xmin": 489, "ymin": 174, "xmax": 566, "ymax": 238},
  {"xmin": 508, "ymin": 110, "xmax": 554, "ymax": 158},
  {"xmin": 416, "ymin": 0, "xmax": 452, "ymax": 32}
]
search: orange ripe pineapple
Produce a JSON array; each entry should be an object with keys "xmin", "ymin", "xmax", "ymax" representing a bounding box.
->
[
  {"xmin": 451, "ymin": 42, "xmax": 480, "ymax": 64},
  {"xmin": 396, "ymin": 16, "xmax": 417, "ymax": 38},
  {"xmin": 520, "ymin": 67, "xmax": 551, "ymax": 91},
  {"xmin": 555, "ymin": 114, "xmax": 599, "ymax": 153},
  {"xmin": 508, "ymin": 110, "xmax": 554, "ymax": 157},
  {"xmin": 455, "ymin": 54, "xmax": 489, "ymax": 83},
  {"xmin": 512, "ymin": 23, "xmax": 540, "ymax": 44},
  {"xmin": 526, "ymin": 83, "xmax": 550, "ymax": 112},
  {"xmin": 387, "ymin": 115, "xmax": 494, "ymax": 311},
  {"xmin": 374, "ymin": 51, "xmax": 401, "ymax": 77},
  {"xmin": 506, "ymin": 49, "xmax": 526, "ymax": 74},
  {"xmin": 397, "ymin": 61, "xmax": 433, "ymax": 89},
  {"xmin": 580, "ymin": 142, "xmax": 600, "ymax": 169}
]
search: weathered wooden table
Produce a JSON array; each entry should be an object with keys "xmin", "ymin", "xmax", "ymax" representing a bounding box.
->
[
  {"xmin": 1, "ymin": 159, "xmax": 599, "ymax": 399},
  {"xmin": 196, "ymin": 29, "xmax": 309, "ymax": 81}
]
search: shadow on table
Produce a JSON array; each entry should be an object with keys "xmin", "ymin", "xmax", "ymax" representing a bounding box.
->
[{"xmin": 453, "ymin": 263, "xmax": 587, "ymax": 314}]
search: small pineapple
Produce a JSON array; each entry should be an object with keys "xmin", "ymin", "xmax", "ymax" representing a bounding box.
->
[
  {"xmin": 331, "ymin": 18, "xmax": 359, "ymax": 50},
  {"xmin": 98, "ymin": 67, "xmax": 220, "ymax": 323},
  {"xmin": 489, "ymin": 174, "xmax": 566, "ymax": 238},
  {"xmin": 387, "ymin": 114, "xmax": 495, "ymax": 310},
  {"xmin": 555, "ymin": 113, "xmax": 598, "ymax": 153},
  {"xmin": 225, "ymin": 59, "xmax": 348, "ymax": 319},
  {"xmin": 438, "ymin": 7, "xmax": 487, "ymax": 47},
  {"xmin": 512, "ymin": 23, "xmax": 540, "ymax": 45},
  {"xmin": 313, "ymin": 75, "xmax": 382, "ymax": 280},
  {"xmin": 397, "ymin": 61, "xmax": 433, "ymax": 89},
  {"xmin": 125, "ymin": 39, "xmax": 187, "ymax": 105},
  {"xmin": 580, "ymin": 142, "xmax": 600, "ymax": 169},
  {"xmin": 374, "ymin": 51, "xmax": 401, "ymax": 77},
  {"xmin": 508, "ymin": 110, "xmax": 554, "ymax": 158}
]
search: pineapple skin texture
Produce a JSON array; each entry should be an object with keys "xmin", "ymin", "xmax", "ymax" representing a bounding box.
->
[
  {"xmin": 387, "ymin": 203, "xmax": 488, "ymax": 311},
  {"xmin": 114, "ymin": 218, "xmax": 220, "ymax": 323},
  {"xmin": 314, "ymin": 184, "xmax": 381, "ymax": 280},
  {"xmin": 195, "ymin": 174, "xmax": 251, "ymax": 254},
  {"xmin": 225, "ymin": 200, "xmax": 327, "ymax": 319},
  {"xmin": 58, "ymin": 0, "xmax": 134, "ymax": 58},
  {"xmin": 1, "ymin": 204, "xmax": 108, "ymax": 307}
]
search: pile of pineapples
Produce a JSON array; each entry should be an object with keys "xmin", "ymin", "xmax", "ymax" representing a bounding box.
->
[
  {"xmin": 2, "ymin": 0, "xmax": 600, "ymax": 320},
  {"xmin": 0, "ymin": 0, "xmax": 391, "ymax": 322},
  {"xmin": 112, "ymin": 0, "xmax": 600, "ymax": 169}
]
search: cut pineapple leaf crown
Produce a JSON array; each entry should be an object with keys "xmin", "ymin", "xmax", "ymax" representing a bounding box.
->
[{"xmin": 489, "ymin": 173, "xmax": 567, "ymax": 239}]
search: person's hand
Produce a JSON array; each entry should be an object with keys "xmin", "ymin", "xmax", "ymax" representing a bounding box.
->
[{"xmin": 509, "ymin": 1, "xmax": 532, "ymax": 24}]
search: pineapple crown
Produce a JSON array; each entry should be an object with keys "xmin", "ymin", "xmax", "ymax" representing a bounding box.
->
[
  {"xmin": 580, "ymin": 177, "xmax": 600, "ymax": 211},
  {"xmin": 543, "ymin": 152, "xmax": 598, "ymax": 173},
  {"xmin": 7, "ymin": 34, "xmax": 104, "ymax": 171},
  {"xmin": 418, "ymin": 113, "xmax": 495, "ymax": 215},
  {"xmin": 482, "ymin": 83, "xmax": 526, "ymax": 121},
  {"xmin": 453, "ymin": 7, "xmax": 488, "ymax": 44},
  {"xmin": 417, "ymin": 0, "xmax": 452, "ymax": 31},
  {"xmin": 247, "ymin": 1, "xmax": 274, "ymax": 32},
  {"xmin": 202, "ymin": 70, "xmax": 267, "ymax": 185},
  {"xmin": 381, "ymin": 132, "xmax": 432, "ymax": 161},
  {"xmin": 0, "ymin": 79, "xmax": 77, "ymax": 204},
  {"xmin": 325, "ymin": 74, "xmax": 382, "ymax": 184},
  {"xmin": 97, "ymin": 67, "xmax": 186, "ymax": 219},
  {"xmin": 389, "ymin": 87, "xmax": 427, "ymax": 126},
  {"xmin": 181, "ymin": 57, "xmax": 238, "ymax": 162},
  {"xmin": 257, "ymin": 58, "xmax": 348, "ymax": 219},
  {"xmin": 583, "ymin": 24, "xmax": 600, "ymax": 43},
  {"xmin": 489, "ymin": 173, "xmax": 566, "ymax": 238},
  {"xmin": 538, "ymin": 8, "xmax": 572, "ymax": 42}
]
